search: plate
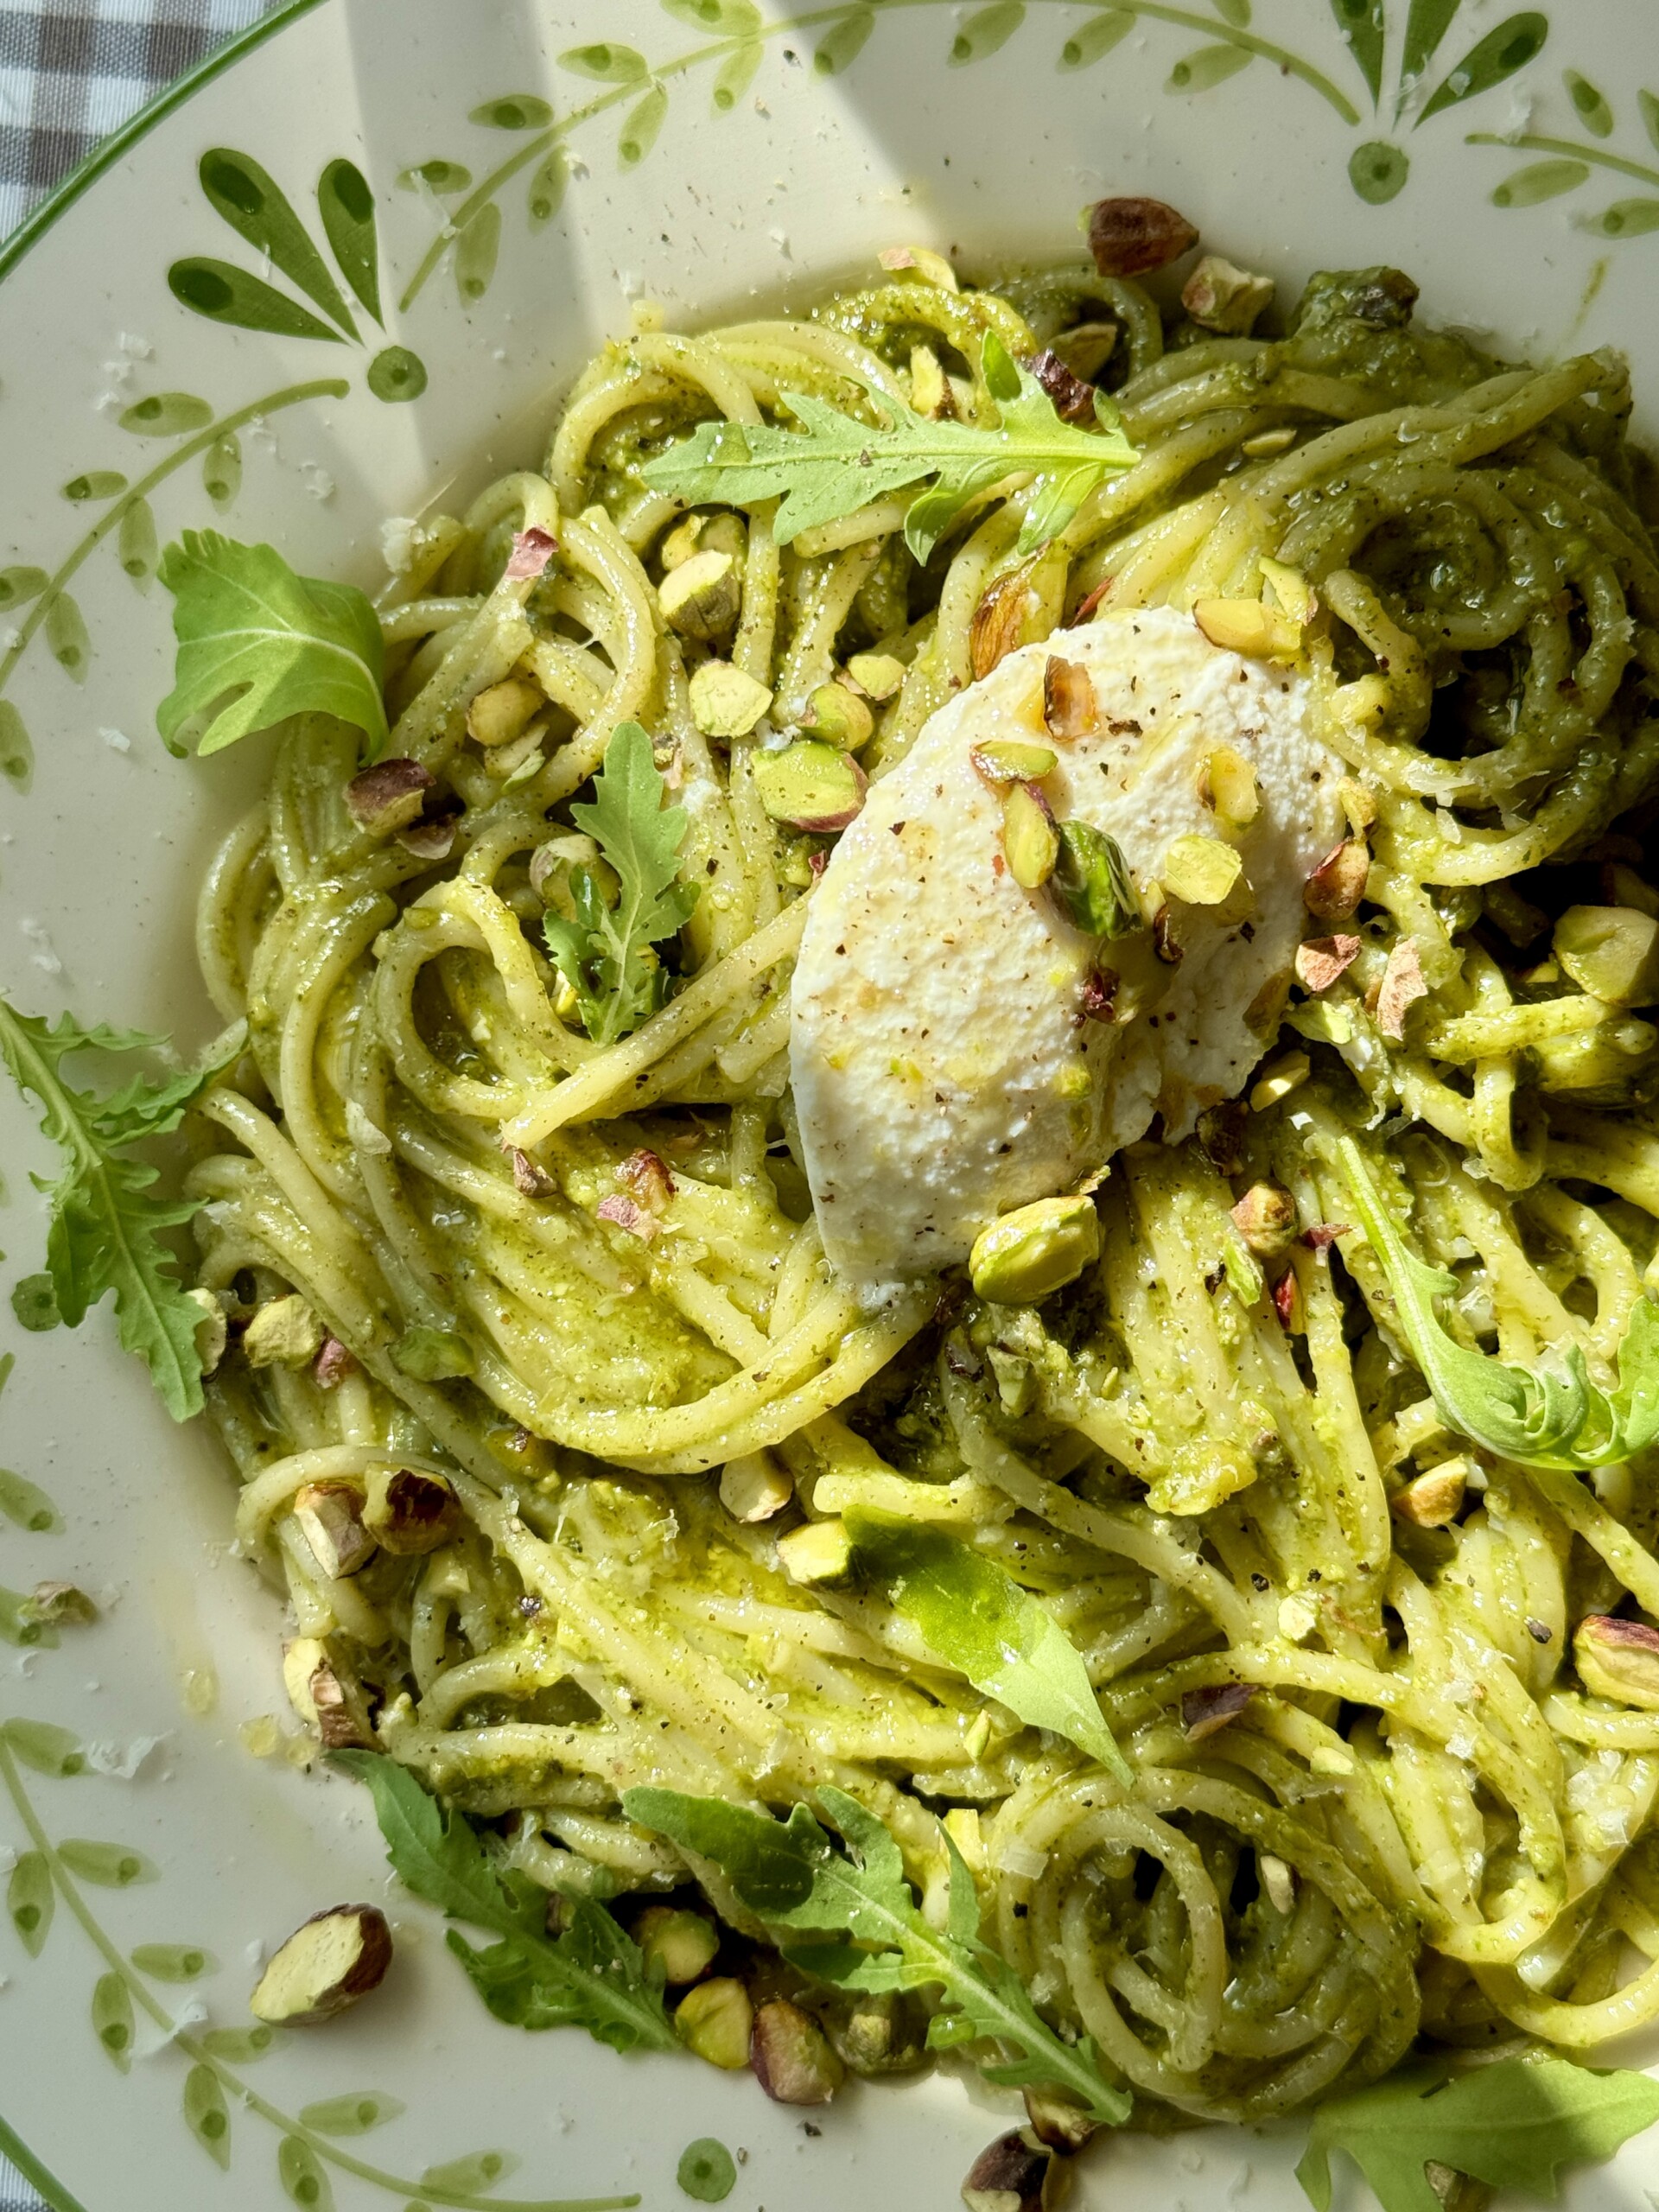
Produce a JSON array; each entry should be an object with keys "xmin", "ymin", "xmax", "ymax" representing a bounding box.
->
[{"xmin": 2, "ymin": 3, "xmax": 1657, "ymax": 2206}]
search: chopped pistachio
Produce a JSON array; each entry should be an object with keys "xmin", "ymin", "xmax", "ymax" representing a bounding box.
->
[
  {"xmin": 1304, "ymin": 837, "xmax": 1370, "ymax": 921},
  {"xmin": 1244, "ymin": 966, "xmax": 1290, "ymax": 1033},
  {"xmin": 658, "ymin": 549, "xmax": 741, "ymax": 642},
  {"xmin": 1294, "ymin": 934, "xmax": 1361, "ymax": 993},
  {"xmin": 720, "ymin": 1450, "xmax": 792, "ymax": 1523},
  {"xmin": 1182, "ymin": 254, "xmax": 1274, "ymax": 334},
  {"xmin": 846, "ymin": 651, "xmax": 906, "ymax": 701},
  {"xmin": 750, "ymin": 1998, "xmax": 845, "ymax": 2106},
  {"xmin": 1198, "ymin": 743, "xmax": 1259, "ymax": 828},
  {"xmin": 186, "ymin": 1286, "xmax": 228, "ymax": 1375},
  {"xmin": 293, "ymin": 1482, "xmax": 377, "ymax": 1580},
  {"xmin": 634, "ymin": 1905, "xmax": 719, "ymax": 1986},
  {"xmin": 1001, "ymin": 781, "xmax": 1059, "ymax": 890},
  {"xmin": 466, "ymin": 674, "xmax": 543, "ymax": 750},
  {"xmin": 1391, "ymin": 1459, "xmax": 1468, "ymax": 1528},
  {"xmin": 1241, "ymin": 425, "xmax": 1297, "ymax": 458},
  {"xmin": 908, "ymin": 343, "xmax": 951, "ymax": 418},
  {"xmin": 1086, "ymin": 194, "xmax": 1198, "ymax": 277},
  {"xmin": 1337, "ymin": 776, "xmax": 1377, "ymax": 836},
  {"xmin": 752, "ymin": 740, "xmax": 867, "ymax": 831},
  {"xmin": 806, "ymin": 682, "xmax": 875, "ymax": 750},
  {"xmin": 391, "ymin": 1325, "xmax": 474, "ymax": 1381},
  {"xmin": 697, "ymin": 513, "xmax": 747, "ymax": 565},
  {"xmin": 362, "ymin": 1466, "xmax": 460, "ymax": 1555},
  {"xmin": 1042, "ymin": 655, "xmax": 1097, "ymax": 740},
  {"xmin": 282, "ymin": 1637, "xmax": 331, "ymax": 1729},
  {"xmin": 690, "ymin": 659, "xmax": 773, "ymax": 739},
  {"xmin": 346, "ymin": 757, "xmax": 434, "ymax": 836},
  {"xmin": 1193, "ymin": 596, "xmax": 1301, "ymax": 660},
  {"xmin": 970, "ymin": 740, "xmax": 1058, "ymax": 785},
  {"xmin": 879, "ymin": 243, "xmax": 959, "ymax": 290},
  {"xmin": 824, "ymin": 1991, "xmax": 928, "ymax": 2078},
  {"xmin": 1375, "ymin": 937, "xmax": 1428, "ymax": 1041},
  {"xmin": 1258, "ymin": 1853, "xmax": 1296, "ymax": 1916},
  {"xmin": 970, "ymin": 561, "xmax": 1046, "ymax": 680},
  {"xmin": 250, "ymin": 1905, "xmax": 392, "ymax": 2026},
  {"xmin": 1153, "ymin": 905, "xmax": 1185, "ymax": 966},
  {"xmin": 1249, "ymin": 1050, "xmax": 1310, "ymax": 1110},
  {"xmin": 970, "ymin": 1194, "xmax": 1100, "ymax": 1306},
  {"xmin": 1161, "ymin": 833, "xmax": 1244, "ymax": 906},
  {"xmin": 676, "ymin": 1977, "xmax": 753, "ymax": 2069},
  {"xmin": 1230, "ymin": 1182, "xmax": 1298, "ymax": 1260},
  {"xmin": 777, "ymin": 1519, "xmax": 855, "ymax": 1587},
  {"xmin": 1054, "ymin": 821, "xmax": 1140, "ymax": 938},
  {"xmin": 1258, "ymin": 556, "xmax": 1319, "ymax": 628},
  {"xmin": 1553, "ymin": 905, "xmax": 1659, "ymax": 1007},
  {"xmin": 659, "ymin": 513, "xmax": 705, "ymax": 571},
  {"xmin": 244, "ymin": 1294, "xmax": 325, "ymax": 1369},
  {"xmin": 1049, "ymin": 320, "xmax": 1118, "ymax": 382},
  {"xmin": 1023, "ymin": 2085, "xmax": 1098, "ymax": 2154},
  {"xmin": 962, "ymin": 2131, "xmax": 1057, "ymax": 2212},
  {"xmin": 1574, "ymin": 1614, "xmax": 1659, "ymax": 1709}
]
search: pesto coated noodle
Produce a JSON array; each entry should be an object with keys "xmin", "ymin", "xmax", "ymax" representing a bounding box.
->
[{"xmin": 186, "ymin": 240, "xmax": 1659, "ymax": 2132}]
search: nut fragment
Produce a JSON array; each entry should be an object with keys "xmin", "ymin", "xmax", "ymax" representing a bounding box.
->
[
  {"xmin": 503, "ymin": 525, "xmax": 557, "ymax": 582},
  {"xmin": 1022, "ymin": 2087, "xmax": 1097, "ymax": 2155},
  {"xmin": 1042, "ymin": 655, "xmax": 1097, "ymax": 740},
  {"xmin": 970, "ymin": 563, "xmax": 1046, "ymax": 680},
  {"xmin": 777, "ymin": 1519, "xmax": 855, "ymax": 1587},
  {"xmin": 909, "ymin": 343, "xmax": 952, "ymax": 419},
  {"xmin": 397, "ymin": 812, "xmax": 457, "ymax": 862},
  {"xmin": 249, "ymin": 1905, "xmax": 393, "ymax": 2025},
  {"xmin": 846, "ymin": 651, "xmax": 906, "ymax": 701},
  {"xmin": 1028, "ymin": 350, "xmax": 1097, "ymax": 424},
  {"xmin": 1054, "ymin": 821, "xmax": 1140, "ymax": 938},
  {"xmin": 1001, "ymin": 781, "xmax": 1059, "ymax": 890},
  {"xmin": 1194, "ymin": 1099, "xmax": 1248, "ymax": 1175},
  {"xmin": 314, "ymin": 1335, "xmax": 357, "ymax": 1389},
  {"xmin": 1230, "ymin": 1182, "xmax": 1298, "ymax": 1259},
  {"xmin": 635, "ymin": 1905, "xmax": 719, "ymax": 1986},
  {"xmin": 880, "ymin": 243, "xmax": 960, "ymax": 291},
  {"xmin": 1249, "ymin": 1050, "xmax": 1310, "ymax": 1109},
  {"xmin": 970, "ymin": 1195, "xmax": 1101, "ymax": 1306},
  {"xmin": 1553, "ymin": 905, "xmax": 1659, "ymax": 1007},
  {"xmin": 1182, "ymin": 253, "xmax": 1274, "ymax": 334},
  {"xmin": 1259, "ymin": 1853, "xmax": 1296, "ymax": 1916},
  {"xmin": 1304, "ymin": 838, "xmax": 1370, "ymax": 922},
  {"xmin": 363, "ymin": 1467, "xmax": 460, "ymax": 1556},
  {"xmin": 391, "ymin": 1325, "xmax": 474, "ymax": 1380},
  {"xmin": 1050, "ymin": 321, "xmax": 1118, "ymax": 382},
  {"xmin": 676, "ymin": 1976, "xmax": 753, "ymax": 2069},
  {"xmin": 720, "ymin": 1450, "xmax": 793, "ymax": 1523},
  {"xmin": 1161, "ymin": 833, "xmax": 1244, "ymax": 907},
  {"xmin": 466, "ymin": 675, "xmax": 544, "ymax": 750},
  {"xmin": 28, "ymin": 1581, "xmax": 98, "ymax": 1627},
  {"xmin": 346, "ymin": 758, "xmax": 434, "ymax": 836},
  {"xmin": 187, "ymin": 1286, "xmax": 229, "ymax": 1376},
  {"xmin": 1260, "ymin": 557, "xmax": 1319, "ymax": 629},
  {"xmin": 1574, "ymin": 1615, "xmax": 1659, "ymax": 1709},
  {"xmin": 1391, "ymin": 1459, "xmax": 1468, "ymax": 1529},
  {"xmin": 1376, "ymin": 937, "xmax": 1428, "ymax": 1041},
  {"xmin": 963, "ymin": 2129, "xmax": 1057, "ymax": 2212},
  {"xmin": 659, "ymin": 550, "xmax": 741, "ymax": 642},
  {"xmin": 689, "ymin": 660, "xmax": 773, "ymax": 739},
  {"xmin": 244, "ymin": 1294, "xmax": 325, "ymax": 1369},
  {"xmin": 1294, "ymin": 934, "xmax": 1362, "ymax": 994},
  {"xmin": 620, "ymin": 1147, "xmax": 676, "ymax": 1215},
  {"xmin": 1153, "ymin": 905, "xmax": 1185, "ymax": 966},
  {"xmin": 805, "ymin": 682, "xmax": 875, "ymax": 750},
  {"xmin": 752, "ymin": 741, "xmax": 867, "ymax": 832},
  {"xmin": 1193, "ymin": 596, "xmax": 1301, "ymax": 660},
  {"xmin": 1180, "ymin": 1681, "xmax": 1257, "ymax": 1742},
  {"xmin": 750, "ymin": 1997, "xmax": 845, "ymax": 2106},
  {"xmin": 293, "ymin": 1482, "xmax": 377, "ymax": 1580},
  {"xmin": 309, "ymin": 1659, "xmax": 377, "ymax": 1751},
  {"xmin": 1086, "ymin": 195, "xmax": 1198, "ymax": 277},
  {"xmin": 971, "ymin": 740, "xmax": 1058, "ymax": 785},
  {"xmin": 1198, "ymin": 744, "xmax": 1258, "ymax": 828}
]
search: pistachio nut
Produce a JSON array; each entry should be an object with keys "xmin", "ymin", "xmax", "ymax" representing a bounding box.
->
[
  {"xmin": 969, "ymin": 1194, "xmax": 1101, "ymax": 1306},
  {"xmin": 970, "ymin": 740, "xmax": 1058, "ymax": 785},
  {"xmin": 1181, "ymin": 254, "xmax": 1274, "ymax": 334},
  {"xmin": 658, "ymin": 549, "xmax": 741, "ymax": 642},
  {"xmin": 1193, "ymin": 596, "xmax": 1302, "ymax": 660},
  {"xmin": 244, "ymin": 1294, "xmax": 325, "ymax": 1369},
  {"xmin": 1230, "ymin": 1182, "xmax": 1298, "ymax": 1259},
  {"xmin": 676, "ymin": 1977, "xmax": 753, "ymax": 2070},
  {"xmin": 806, "ymin": 681, "xmax": 875, "ymax": 750},
  {"xmin": 1198, "ymin": 743, "xmax": 1259, "ymax": 828},
  {"xmin": 1575, "ymin": 1614, "xmax": 1659, "ymax": 1710},
  {"xmin": 1054, "ymin": 820, "xmax": 1140, "ymax": 938},
  {"xmin": 634, "ymin": 1905, "xmax": 719, "ymax": 1986},
  {"xmin": 1553, "ymin": 905, "xmax": 1659, "ymax": 1007},
  {"xmin": 1304, "ymin": 837, "xmax": 1370, "ymax": 921},
  {"xmin": 1161, "ymin": 832, "xmax": 1245, "ymax": 907},
  {"xmin": 846, "ymin": 651, "xmax": 906, "ymax": 701},
  {"xmin": 750, "ymin": 1997, "xmax": 845, "ymax": 2106},
  {"xmin": 776, "ymin": 1518, "xmax": 855, "ymax": 1586},
  {"xmin": 1390, "ymin": 1459, "xmax": 1468, "ymax": 1529},
  {"xmin": 689, "ymin": 659, "xmax": 772, "ymax": 739},
  {"xmin": 752, "ymin": 740, "xmax": 867, "ymax": 831},
  {"xmin": 1001, "ymin": 780, "xmax": 1059, "ymax": 890},
  {"xmin": 466, "ymin": 674, "xmax": 544, "ymax": 750}
]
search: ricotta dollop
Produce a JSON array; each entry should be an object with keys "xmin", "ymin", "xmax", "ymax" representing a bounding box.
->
[{"xmin": 789, "ymin": 606, "xmax": 1345, "ymax": 1288}]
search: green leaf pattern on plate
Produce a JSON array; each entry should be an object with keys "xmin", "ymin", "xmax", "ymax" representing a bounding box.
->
[
  {"xmin": 2, "ymin": 1721, "xmax": 83, "ymax": 1775},
  {"xmin": 278, "ymin": 2133, "xmax": 336, "ymax": 2210},
  {"xmin": 1167, "ymin": 42, "xmax": 1253, "ymax": 91},
  {"xmin": 950, "ymin": 3, "xmax": 1026, "ymax": 67},
  {"xmin": 118, "ymin": 497, "xmax": 159, "ymax": 588},
  {"xmin": 299, "ymin": 2092, "xmax": 406, "ymax": 2137},
  {"xmin": 0, "ymin": 1466, "xmax": 58, "ymax": 1532},
  {"xmin": 0, "ymin": 565, "xmax": 48, "ymax": 607},
  {"xmin": 183, "ymin": 2061, "xmax": 232, "ymax": 2168},
  {"xmin": 132, "ymin": 1941, "xmax": 216, "ymax": 1980},
  {"xmin": 204, "ymin": 431, "xmax": 243, "ymax": 507},
  {"xmin": 619, "ymin": 85, "xmax": 669, "ymax": 168},
  {"xmin": 422, "ymin": 2151, "xmax": 518, "ymax": 2192},
  {"xmin": 118, "ymin": 391, "xmax": 215, "ymax": 436},
  {"xmin": 454, "ymin": 205, "xmax": 503, "ymax": 304},
  {"xmin": 58, "ymin": 1837, "xmax": 158, "ymax": 1887},
  {"xmin": 91, "ymin": 1969, "xmax": 133, "ymax": 2071},
  {"xmin": 6, "ymin": 1849, "xmax": 53, "ymax": 1956},
  {"xmin": 318, "ymin": 159, "xmax": 384, "ymax": 325},
  {"xmin": 198, "ymin": 148, "xmax": 358, "ymax": 336}
]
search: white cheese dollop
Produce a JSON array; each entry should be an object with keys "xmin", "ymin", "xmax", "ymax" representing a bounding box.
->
[{"xmin": 790, "ymin": 606, "xmax": 1345, "ymax": 1287}]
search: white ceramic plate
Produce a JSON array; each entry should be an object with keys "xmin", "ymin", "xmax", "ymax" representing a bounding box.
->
[{"xmin": 4, "ymin": 3, "xmax": 1659, "ymax": 2206}]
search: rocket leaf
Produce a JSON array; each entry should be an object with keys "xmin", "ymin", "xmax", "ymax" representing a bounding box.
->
[
  {"xmin": 335, "ymin": 1751, "xmax": 677, "ymax": 2055},
  {"xmin": 1297, "ymin": 2054, "xmax": 1659, "ymax": 2212},
  {"xmin": 845, "ymin": 1508, "xmax": 1129, "ymax": 1779},
  {"xmin": 0, "ymin": 1001, "xmax": 241, "ymax": 1420},
  {"xmin": 543, "ymin": 720, "xmax": 699, "ymax": 1046},
  {"xmin": 642, "ymin": 330, "xmax": 1137, "ymax": 563},
  {"xmin": 156, "ymin": 531, "xmax": 388, "ymax": 759},
  {"xmin": 624, "ymin": 1782, "xmax": 1128, "ymax": 2124}
]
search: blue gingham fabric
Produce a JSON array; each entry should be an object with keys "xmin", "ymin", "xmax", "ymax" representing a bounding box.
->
[
  {"xmin": 0, "ymin": 0, "xmax": 280, "ymax": 238},
  {"xmin": 0, "ymin": 4, "xmax": 276, "ymax": 2202}
]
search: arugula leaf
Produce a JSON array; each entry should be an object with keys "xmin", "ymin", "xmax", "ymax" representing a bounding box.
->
[
  {"xmin": 1338, "ymin": 1138, "xmax": 1659, "ymax": 1470},
  {"xmin": 156, "ymin": 531, "xmax": 388, "ymax": 759},
  {"xmin": 844, "ymin": 1508, "xmax": 1129, "ymax": 1781},
  {"xmin": 0, "ymin": 1000, "xmax": 239, "ymax": 1420},
  {"xmin": 1296, "ymin": 2054, "xmax": 1659, "ymax": 2212},
  {"xmin": 335, "ymin": 1751, "xmax": 677, "ymax": 2055},
  {"xmin": 623, "ymin": 1782, "xmax": 1128, "ymax": 2124},
  {"xmin": 642, "ymin": 332, "xmax": 1137, "ymax": 563},
  {"xmin": 543, "ymin": 720, "xmax": 699, "ymax": 1047}
]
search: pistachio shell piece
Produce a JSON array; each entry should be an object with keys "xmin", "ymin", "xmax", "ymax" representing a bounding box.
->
[
  {"xmin": 752, "ymin": 740, "xmax": 867, "ymax": 831},
  {"xmin": 970, "ymin": 1194, "xmax": 1100, "ymax": 1305}
]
